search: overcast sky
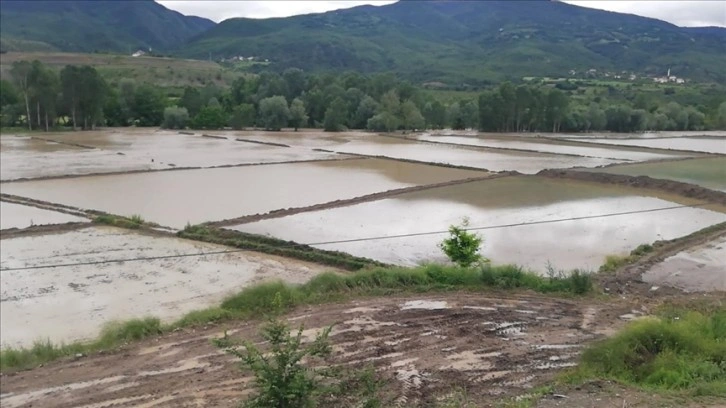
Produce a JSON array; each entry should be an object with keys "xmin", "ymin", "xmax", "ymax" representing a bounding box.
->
[{"xmin": 158, "ymin": 1, "xmax": 726, "ymax": 27}]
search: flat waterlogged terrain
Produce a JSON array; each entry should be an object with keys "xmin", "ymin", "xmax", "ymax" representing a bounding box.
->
[
  {"xmin": 591, "ymin": 157, "xmax": 726, "ymax": 192},
  {"xmin": 0, "ymin": 226, "xmax": 334, "ymax": 347},
  {"xmin": 0, "ymin": 158, "xmax": 485, "ymax": 228},
  {"xmin": 232, "ymin": 177, "xmax": 726, "ymax": 273},
  {"xmin": 0, "ymin": 201, "xmax": 88, "ymax": 230}
]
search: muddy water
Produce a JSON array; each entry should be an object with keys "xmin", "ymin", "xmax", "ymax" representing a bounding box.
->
[
  {"xmin": 232, "ymin": 177, "xmax": 726, "ymax": 273},
  {"xmin": 0, "ymin": 202, "xmax": 87, "ymax": 230},
  {"xmin": 0, "ymin": 159, "xmax": 484, "ymax": 228},
  {"xmin": 642, "ymin": 236, "xmax": 726, "ymax": 292},
  {"xmin": 569, "ymin": 137, "xmax": 726, "ymax": 155},
  {"xmin": 231, "ymin": 132, "xmax": 624, "ymax": 173},
  {"xmin": 415, "ymin": 134, "xmax": 689, "ymax": 162},
  {"xmin": 0, "ymin": 226, "xmax": 334, "ymax": 347},
  {"xmin": 0, "ymin": 130, "xmax": 339, "ymax": 181},
  {"xmin": 593, "ymin": 157, "xmax": 726, "ymax": 192}
]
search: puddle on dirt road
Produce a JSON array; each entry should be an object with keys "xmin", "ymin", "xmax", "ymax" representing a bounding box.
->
[
  {"xmin": 232, "ymin": 176, "xmax": 726, "ymax": 273},
  {"xmin": 230, "ymin": 132, "xmax": 623, "ymax": 173},
  {"xmin": 568, "ymin": 136, "xmax": 726, "ymax": 155},
  {"xmin": 591, "ymin": 157, "xmax": 726, "ymax": 192},
  {"xmin": 0, "ymin": 158, "xmax": 483, "ymax": 228},
  {"xmin": 0, "ymin": 130, "xmax": 339, "ymax": 181},
  {"xmin": 415, "ymin": 134, "xmax": 690, "ymax": 162},
  {"xmin": 0, "ymin": 226, "xmax": 332, "ymax": 347},
  {"xmin": 0, "ymin": 201, "xmax": 87, "ymax": 230},
  {"xmin": 642, "ymin": 235, "xmax": 726, "ymax": 292}
]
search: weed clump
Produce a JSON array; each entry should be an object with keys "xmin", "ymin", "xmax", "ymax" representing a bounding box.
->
[
  {"xmin": 599, "ymin": 243, "xmax": 654, "ymax": 273},
  {"xmin": 576, "ymin": 309, "xmax": 726, "ymax": 396},
  {"xmin": 92, "ymin": 213, "xmax": 145, "ymax": 229}
]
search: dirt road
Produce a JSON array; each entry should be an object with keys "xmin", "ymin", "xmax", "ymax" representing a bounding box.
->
[{"xmin": 0, "ymin": 292, "xmax": 636, "ymax": 407}]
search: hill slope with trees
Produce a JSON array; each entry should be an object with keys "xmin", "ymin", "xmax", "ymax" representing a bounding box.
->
[
  {"xmin": 0, "ymin": 0, "xmax": 215, "ymax": 53},
  {"xmin": 180, "ymin": 0, "xmax": 726, "ymax": 84}
]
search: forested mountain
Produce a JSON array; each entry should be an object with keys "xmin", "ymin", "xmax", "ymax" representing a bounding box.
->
[
  {"xmin": 0, "ymin": 0, "xmax": 215, "ymax": 53},
  {"xmin": 2, "ymin": 1, "xmax": 724, "ymax": 85},
  {"xmin": 181, "ymin": 0, "xmax": 726, "ymax": 84}
]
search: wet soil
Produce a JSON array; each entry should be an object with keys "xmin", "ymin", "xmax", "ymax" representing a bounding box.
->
[
  {"xmin": 0, "ymin": 201, "xmax": 88, "ymax": 230},
  {"xmin": 0, "ymin": 226, "xmax": 336, "ymax": 347},
  {"xmin": 0, "ymin": 293, "xmax": 635, "ymax": 408},
  {"xmin": 538, "ymin": 169, "xmax": 726, "ymax": 206}
]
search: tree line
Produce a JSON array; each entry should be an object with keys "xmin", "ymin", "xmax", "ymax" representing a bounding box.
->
[{"xmin": 2, "ymin": 60, "xmax": 725, "ymax": 132}]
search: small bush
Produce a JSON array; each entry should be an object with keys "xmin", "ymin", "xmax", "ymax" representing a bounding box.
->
[{"xmin": 439, "ymin": 219, "xmax": 486, "ymax": 268}]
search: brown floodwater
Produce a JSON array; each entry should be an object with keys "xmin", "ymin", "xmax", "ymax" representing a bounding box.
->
[
  {"xmin": 592, "ymin": 157, "xmax": 726, "ymax": 192},
  {"xmin": 0, "ymin": 158, "xmax": 485, "ymax": 228},
  {"xmin": 415, "ymin": 134, "xmax": 689, "ymax": 162},
  {"xmin": 233, "ymin": 132, "xmax": 623, "ymax": 173},
  {"xmin": 232, "ymin": 176, "xmax": 726, "ymax": 274},
  {"xmin": 568, "ymin": 136, "xmax": 726, "ymax": 155},
  {"xmin": 0, "ymin": 201, "xmax": 87, "ymax": 230},
  {"xmin": 0, "ymin": 130, "xmax": 339, "ymax": 181},
  {"xmin": 0, "ymin": 226, "xmax": 332, "ymax": 347}
]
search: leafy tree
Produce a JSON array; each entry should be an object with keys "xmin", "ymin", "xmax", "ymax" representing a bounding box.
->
[
  {"xmin": 191, "ymin": 105, "xmax": 227, "ymax": 129},
  {"xmin": 586, "ymin": 103, "xmax": 607, "ymax": 131},
  {"xmin": 10, "ymin": 60, "xmax": 33, "ymax": 130},
  {"xmin": 353, "ymin": 95, "xmax": 379, "ymax": 129},
  {"xmin": 179, "ymin": 86, "xmax": 204, "ymax": 117},
  {"xmin": 400, "ymin": 100, "xmax": 424, "ymax": 130},
  {"xmin": 283, "ymin": 68, "xmax": 306, "ymax": 101},
  {"xmin": 289, "ymin": 98, "xmax": 308, "ymax": 131},
  {"xmin": 132, "ymin": 85, "xmax": 167, "ymax": 126},
  {"xmin": 323, "ymin": 97, "xmax": 347, "ymax": 132},
  {"xmin": 61, "ymin": 65, "xmax": 106, "ymax": 130},
  {"xmin": 162, "ymin": 106, "xmax": 189, "ymax": 129},
  {"xmin": 230, "ymin": 104, "xmax": 256, "ymax": 130},
  {"xmin": 439, "ymin": 218, "xmax": 485, "ymax": 268},
  {"xmin": 367, "ymin": 112, "xmax": 398, "ymax": 132},
  {"xmin": 716, "ymin": 102, "xmax": 726, "ymax": 129},
  {"xmin": 259, "ymin": 95, "xmax": 290, "ymax": 131},
  {"xmin": 423, "ymin": 100, "xmax": 446, "ymax": 129}
]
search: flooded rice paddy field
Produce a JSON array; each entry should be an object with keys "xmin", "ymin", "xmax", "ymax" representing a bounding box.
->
[
  {"xmin": 0, "ymin": 158, "xmax": 484, "ymax": 228},
  {"xmin": 415, "ymin": 134, "xmax": 691, "ymax": 161},
  {"xmin": 231, "ymin": 176, "xmax": 726, "ymax": 273},
  {"xmin": 0, "ymin": 226, "xmax": 334, "ymax": 348},
  {"xmin": 0, "ymin": 131, "xmax": 339, "ymax": 181},
  {"xmin": 235, "ymin": 131, "xmax": 623, "ymax": 173},
  {"xmin": 565, "ymin": 136, "xmax": 726, "ymax": 155},
  {"xmin": 591, "ymin": 157, "xmax": 726, "ymax": 192},
  {"xmin": 641, "ymin": 235, "xmax": 726, "ymax": 292},
  {"xmin": 0, "ymin": 202, "xmax": 88, "ymax": 230}
]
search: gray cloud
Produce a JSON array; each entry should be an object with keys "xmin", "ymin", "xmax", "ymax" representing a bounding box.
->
[{"xmin": 158, "ymin": 1, "xmax": 726, "ymax": 27}]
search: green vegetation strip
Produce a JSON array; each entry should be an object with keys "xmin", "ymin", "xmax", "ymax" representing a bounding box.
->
[
  {"xmin": 178, "ymin": 224, "xmax": 386, "ymax": 271},
  {"xmin": 567, "ymin": 307, "xmax": 726, "ymax": 398},
  {"xmin": 0, "ymin": 263, "xmax": 592, "ymax": 371}
]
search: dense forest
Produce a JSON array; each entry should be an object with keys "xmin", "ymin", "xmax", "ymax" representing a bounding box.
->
[{"xmin": 2, "ymin": 60, "xmax": 725, "ymax": 133}]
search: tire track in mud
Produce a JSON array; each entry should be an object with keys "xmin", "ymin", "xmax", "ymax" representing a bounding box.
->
[{"xmin": 0, "ymin": 293, "xmax": 633, "ymax": 408}]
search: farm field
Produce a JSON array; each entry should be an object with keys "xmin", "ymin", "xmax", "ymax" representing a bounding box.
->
[
  {"xmin": 231, "ymin": 176, "xmax": 726, "ymax": 272},
  {"xmin": 1, "ymin": 128, "xmax": 725, "ymax": 407},
  {"xmin": 567, "ymin": 135, "xmax": 726, "ymax": 154},
  {"xmin": 591, "ymin": 157, "xmax": 726, "ymax": 192}
]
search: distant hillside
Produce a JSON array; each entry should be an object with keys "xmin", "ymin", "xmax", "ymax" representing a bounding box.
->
[
  {"xmin": 0, "ymin": 0, "xmax": 215, "ymax": 53},
  {"xmin": 179, "ymin": 0, "xmax": 726, "ymax": 84}
]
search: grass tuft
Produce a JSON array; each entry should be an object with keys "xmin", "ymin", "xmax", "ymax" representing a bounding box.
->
[{"xmin": 571, "ymin": 308, "xmax": 726, "ymax": 397}]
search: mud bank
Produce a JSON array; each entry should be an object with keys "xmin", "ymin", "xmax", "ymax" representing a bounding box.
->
[
  {"xmin": 0, "ymin": 293, "xmax": 633, "ymax": 407},
  {"xmin": 538, "ymin": 169, "xmax": 726, "ymax": 206}
]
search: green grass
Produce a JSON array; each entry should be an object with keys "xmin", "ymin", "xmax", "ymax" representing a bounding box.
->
[
  {"xmin": 0, "ymin": 263, "xmax": 592, "ymax": 371},
  {"xmin": 178, "ymin": 224, "xmax": 386, "ymax": 271},
  {"xmin": 566, "ymin": 308, "xmax": 726, "ymax": 398},
  {"xmin": 598, "ymin": 243, "xmax": 653, "ymax": 273},
  {"xmin": 93, "ymin": 213, "xmax": 145, "ymax": 229}
]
